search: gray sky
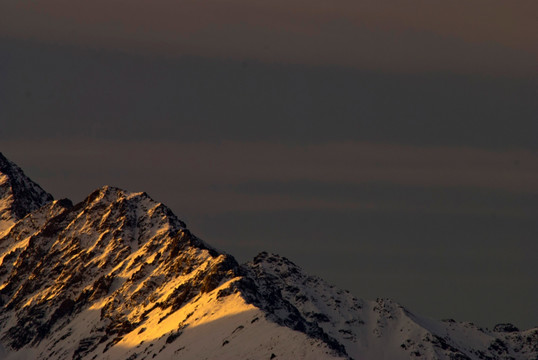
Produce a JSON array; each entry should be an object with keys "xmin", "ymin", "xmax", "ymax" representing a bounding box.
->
[{"xmin": 1, "ymin": 0, "xmax": 537, "ymax": 329}]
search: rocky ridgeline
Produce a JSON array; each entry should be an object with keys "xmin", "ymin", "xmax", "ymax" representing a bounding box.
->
[{"xmin": 0, "ymin": 153, "xmax": 536, "ymax": 360}]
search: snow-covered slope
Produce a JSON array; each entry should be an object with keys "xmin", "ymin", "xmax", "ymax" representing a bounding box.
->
[
  {"xmin": 0, "ymin": 154, "xmax": 536, "ymax": 360},
  {"xmin": 244, "ymin": 253, "xmax": 537, "ymax": 360}
]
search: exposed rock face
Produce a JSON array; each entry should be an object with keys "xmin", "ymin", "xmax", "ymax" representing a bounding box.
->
[
  {"xmin": 0, "ymin": 154, "xmax": 536, "ymax": 360},
  {"xmin": 0, "ymin": 153, "xmax": 53, "ymax": 233}
]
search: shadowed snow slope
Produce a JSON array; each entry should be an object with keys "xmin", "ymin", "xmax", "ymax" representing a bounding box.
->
[{"xmin": 0, "ymin": 154, "xmax": 536, "ymax": 360}]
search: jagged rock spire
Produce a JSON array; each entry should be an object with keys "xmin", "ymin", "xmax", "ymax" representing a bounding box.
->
[{"xmin": 0, "ymin": 153, "xmax": 53, "ymax": 228}]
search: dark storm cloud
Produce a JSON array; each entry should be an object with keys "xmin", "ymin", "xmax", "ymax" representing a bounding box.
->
[
  {"xmin": 1, "ymin": 0, "xmax": 537, "ymax": 331},
  {"xmin": 1, "ymin": 0, "xmax": 537, "ymax": 75},
  {"xmin": 221, "ymin": 181, "xmax": 538, "ymax": 218},
  {"xmin": 3, "ymin": 140, "xmax": 537, "ymax": 209},
  {"xmin": 1, "ymin": 39, "xmax": 537, "ymax": 149}
]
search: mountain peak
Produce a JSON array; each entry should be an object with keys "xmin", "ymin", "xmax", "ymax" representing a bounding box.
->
[
  {"xmin": 80, "ymin": 185, "xmax": 187, "ymax": 232},
  {"xmin": 0, "ymin": 156, "xmax": 536, "ymax": 360},
  {"xmin": 0, "ymin": 153, "xmax": 53, "ymax": 232}
]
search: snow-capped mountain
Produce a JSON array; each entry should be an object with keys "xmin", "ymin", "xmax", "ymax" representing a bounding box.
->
[{"xmin": 0, "ymin": 153, "xmax": 535, "ymax": 360}]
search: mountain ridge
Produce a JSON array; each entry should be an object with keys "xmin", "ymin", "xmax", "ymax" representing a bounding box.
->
[{"xmin": 0, "ymin": 154, "xmax": 535, "ymax": 360}]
